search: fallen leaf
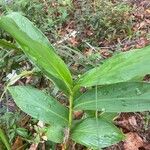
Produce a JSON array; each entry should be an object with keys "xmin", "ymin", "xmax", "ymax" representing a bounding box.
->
[
  {"xmin": 146, "ymin": 9, "xmax": 150, "ymax": 14},
  {"xmin": 116, "ymin": 113, "xmax": 142, "ymax": 132},
  {"xmin": 100, "ymin": 50, "xmax": 112, "ymax": 58},
  {"xmin": 143, "ymin": 143, "xmax": 150, "ymax": 150},
  {"xmin": 138, "ymin": 21, "xmax": 146, "ymax": 29},
  {"xmin": 12, "ymin": 136, "xmax": 23, "ymax": 150},
  {"xmin": 124, "ymin": 132, "xmax": 143, "ymax": 150},
  {"xmin": 29, "ymin": 143, "xmax": 38, "ymax": 150},
  {"xmin": 68, "ymin": 37, "xmax": 79, "ymax": 46},
  {"xmin": 136, "ymin": 38, "xmax": 149, "ymax": 48},
  {"xmin": 83, "ymin": 48, "xmax": 93, "ymax": 57},
  {"xmin": 128, "ymin": 116, "xmax": 138, "ymax": 128}
]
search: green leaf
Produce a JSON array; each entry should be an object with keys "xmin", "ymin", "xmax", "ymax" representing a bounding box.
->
[
  {"xmin": 0, "ymin": 12, "xmax": 72, "ymax": 94},
  {"xmin": 0, "ymin": 128, "xmax": 11, "ymax": 150},
  {"xmin": 84, "ymin": 111, "xmax": 118, "ymax": 120},
  {"xmin": 84, "ymin": 110, "xmax": 96, "ymax": 117},
  {"xmin": 16, "ymin": 128, "xmax": 29, "ymax": 138},
  {"xmin": 74, "ymin": 82, "xmax": 150, "ymax": 112},
  {"xmin": 8, "ymin": 86, "xmax": 69, "ymax": 126},
  {"xmin": 75, "ymin": 47, "xmax": 150, "ymax": 88},
  {"xmin": 46, "ymin": 125, "xmax": 65, "ymax": 143},
  {"xmin": 71, "ymin": 118, "xmax": 124, "ymax": 149},
  {"xmin": 100, "ymin": 112, "xmax": 118, "ymax": 121}
]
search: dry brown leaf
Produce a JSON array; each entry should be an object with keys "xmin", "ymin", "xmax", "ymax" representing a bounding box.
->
[
  {"xmin": 136, "ymin": 38, "xmax": 149, "ymax": 48},
  {"xmin": 145, "ymin": 19, "xmax": 150, "ymax": 24},
  {"xmin": 12, "ymin": 136, "xmax": 24, "ymax": 150},
  {"xmin": 29, "ymin": 143, "xmax": 38, "ymax": 150},
  {"xmin": 68, "ymin": 37, "xmax": 79, "ymax": 46},
  {"xmin": 128, "ymin": 116, "xmax": 138, "ymax": 128},
  {"xmin": 146, "ymin": 9, "xmax": 150, "ymax": 14},
  {"xmin": 86, "ymin": 29, "xmax": 93, "ymax": 36},
  {"xmin": 124, "ymin": 132, "xmax": 143, "ymax": 150},
  {"xmin": 143, "ymin": 143, "xmax": 150, "ymax": 150},
  {"xmin": 138, "ymin": 21, "xmax": 146, "ymax": 29},
  {"xmin": 116, "ymin": 114, "xmax": 141, "ymax": 132},
  {"xmin": 83, "ymin": 48, "xmax": 93, "ymax": 57},
  {"xmin": 100, "ymin": 50, "xmax": 112, "ymax": 58}
]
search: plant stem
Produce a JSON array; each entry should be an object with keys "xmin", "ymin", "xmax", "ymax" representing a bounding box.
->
[
  {"xmin": 63, "ymin": 94, "xmax": 73, "ymax": 150},
  {"xmin": 69, "ymin": 94, "xmax": 73, "ymax": 128}
]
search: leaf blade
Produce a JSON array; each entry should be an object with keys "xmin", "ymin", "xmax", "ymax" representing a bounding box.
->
[
  {"xmin": 46, "ymin": 125, "xmax": 65, "ymax": 143},
  {"xmin": 75, "ymin": 47, "xmax": 150, "ymax": 88},
  {"xmin": 71, "ymin": 118, "xmax": 124, "ymax": 149},
  {"xmin": 0, "ymin": 12, "xmax": 72, "ymax": 94},
  {"xmin": 100, "ymin": 112, "xmax": 118, "ymax": 121},
  {"xmin": 8, "ymin": 86, "xmax": 69, "ymax": 126},
  {"xmin": 0, "ymin": 128, "xmax": 11, "ymax": 150},
  {"xmin": 74, "ymin": 82, "xmax": 150, "ymax": 112}
]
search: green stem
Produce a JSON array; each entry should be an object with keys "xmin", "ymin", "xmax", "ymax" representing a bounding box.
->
[
  {"xmin": 63, "ymin": 94, "xmax": 73, "ymax": 150},
  {"xmin": 69, "ymin": 94, "xmax": 73, "ymax": 128}
]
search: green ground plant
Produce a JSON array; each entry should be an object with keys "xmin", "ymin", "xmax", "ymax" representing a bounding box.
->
[{"xmin": 1, "ymin": 12, "xmax": 150, "ymax": 149}]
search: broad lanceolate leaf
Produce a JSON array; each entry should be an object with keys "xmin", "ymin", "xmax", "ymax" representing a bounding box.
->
[
  {"xmin": 75, "ymin": 46, "xmax": 150, "ymax": 88},
  {"xmin": 71, "ymin": 118, "xmax": 124, "ymax": 149},
  {"xmin": 46, "ymin": 125, "xmax": 65, "ymax": 143},
  {"xmin": 8, "ymin": 86, "xmax": 69, "ymax": 126},
  {"xmin": 74, "ymin": 82, "xmax": 150, "ymax": 112},
  {"xmin": 0, "ymin": 12, "xmax": 72, "ymax": 94}
]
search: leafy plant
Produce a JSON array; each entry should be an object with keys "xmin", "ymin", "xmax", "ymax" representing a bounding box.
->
[{"xmin": 1, "ymin": 12, "xmax": 150, "ymax": 149}]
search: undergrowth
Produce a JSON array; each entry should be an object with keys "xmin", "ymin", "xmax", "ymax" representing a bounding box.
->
[{"xmin": 1, "ymin": 1, "xmax": 148, "ymax": 149}]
